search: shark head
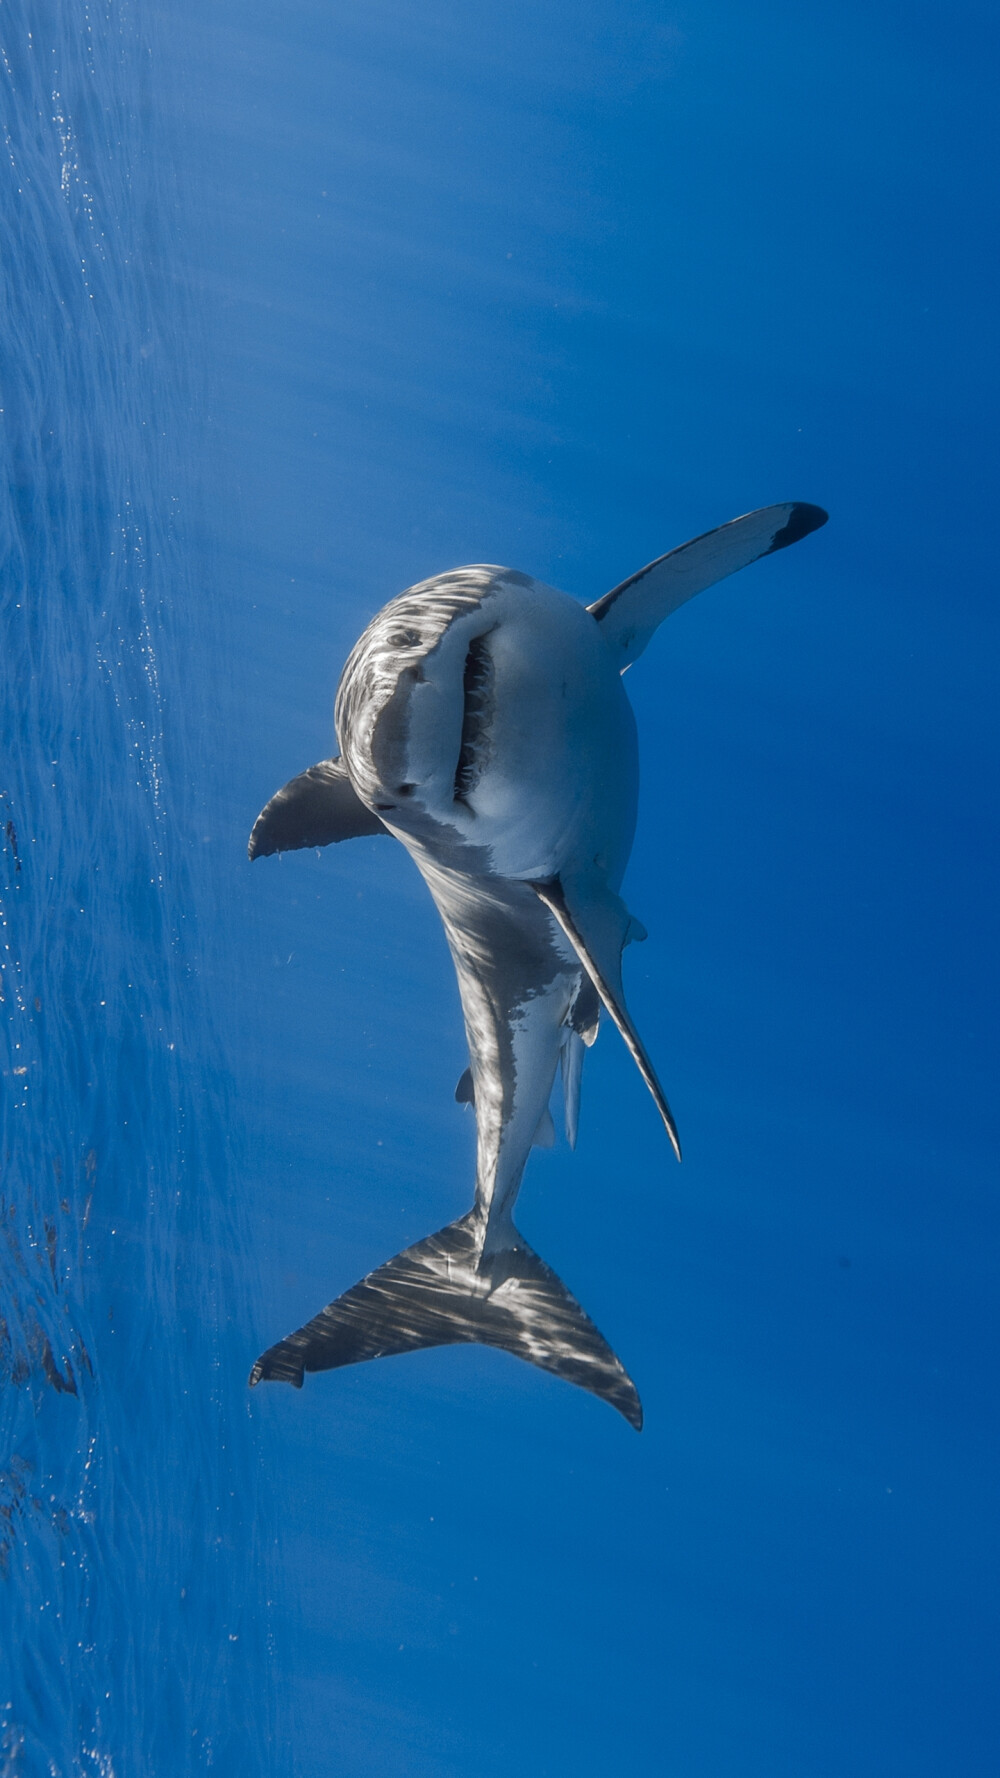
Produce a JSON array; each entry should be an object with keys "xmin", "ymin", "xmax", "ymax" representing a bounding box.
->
[{"xmin": 334, "ymin": 565, "xmax": 638, "ymax": 884}]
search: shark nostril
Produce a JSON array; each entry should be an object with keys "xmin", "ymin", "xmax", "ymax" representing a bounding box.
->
[{"xmin": 397, "ymin": 783, "xmax": 415, "ymax": 797}]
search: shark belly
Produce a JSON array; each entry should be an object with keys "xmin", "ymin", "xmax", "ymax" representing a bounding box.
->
[{"xmin": 409, "ymin": 855, "xmax": 581, "ymax": 1253}]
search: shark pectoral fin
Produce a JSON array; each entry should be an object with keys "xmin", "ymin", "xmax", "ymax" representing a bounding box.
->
[
  {"xmin": 248, "ymin": 757, "xmax": 389, "ymax": 860},
  {"xmin": 588, "ymin": 502, "xmax": 828, "ymax": 668},
  {"xmin": 531, "ymin": 876, "xmax": 682, "ymax": 1162},
  {"xmin": 249, "ymin": 1212, "xmax": 642, "ymax": 1429},
  {"xmin": 455, "ymin": 1066, "xmax": 475, "ymax": 1104}
]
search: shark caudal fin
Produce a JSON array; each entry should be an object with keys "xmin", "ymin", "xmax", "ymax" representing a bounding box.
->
[{"xmin": 249, "ymin": 1212, "xmax": 642, "ymax": 1430}]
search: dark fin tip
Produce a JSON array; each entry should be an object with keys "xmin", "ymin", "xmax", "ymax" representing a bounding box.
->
[
  {"xmin": 249, "ymin": 1348, "xmax": 305, "ymax": 1389},
  {"xmin": 767, "ymin": 502, "xmax": 829, "ymax": 553}
]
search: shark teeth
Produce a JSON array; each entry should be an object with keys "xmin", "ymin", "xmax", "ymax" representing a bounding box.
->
[{"xmin": 453, "ymin": 631, "xmax": 494, "ymax": 806}]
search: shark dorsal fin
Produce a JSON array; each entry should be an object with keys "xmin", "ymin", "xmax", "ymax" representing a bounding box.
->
[
  {"xmin": 248, "ymin": 757, "xmax": 389, "ymax": 860},
  {"xmin": 530, "ymin": 875, "xmax": 681, "ymax": 1162},
  {"xmin": 589, "ymin": 502, "xmax": 828, "ymax": 668}
]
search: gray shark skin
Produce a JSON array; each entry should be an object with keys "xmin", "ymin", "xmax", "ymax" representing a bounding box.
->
[{"xmin": 247, "ymin": 502, "xmax": 827, "ymax": 1428}]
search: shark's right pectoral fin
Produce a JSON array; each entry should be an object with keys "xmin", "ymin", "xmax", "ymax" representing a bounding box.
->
[
  {"xmin": 248, "ymin": 757, "xmax": 389, "ymax": 860},
  {"xmin": 589, "ymin": 501, "xmax": 828, "ymax": 668},
  {"xmin": 532, "ymin": 875, "xmax": 681, "ymax": 1162},
  {"xmin": 249, "ymin": 1211, "xmax": 642, "ymax": 1429}
]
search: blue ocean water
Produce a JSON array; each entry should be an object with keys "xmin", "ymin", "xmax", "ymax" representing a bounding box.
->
[
  {"xmin": 3, "ymin": 2, "xmax": 998, "ymax": 1775},
  {"xmin": 0, "ymin": 6, "xmax": 279, "ymax": 1772}
]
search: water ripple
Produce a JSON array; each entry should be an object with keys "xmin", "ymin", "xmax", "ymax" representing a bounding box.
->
[{"xmin": 0, "ymin": 5, "xmax": 276, "ymax": 1772}]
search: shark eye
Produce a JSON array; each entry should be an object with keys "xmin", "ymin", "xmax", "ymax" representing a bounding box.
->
[
  {"xmin": 387, "ymin": 628, "xmax": 421, "ymax": 649},
  {"xmin": 454, "ymin": 633, "xmax": 493, "ymax": 806}
]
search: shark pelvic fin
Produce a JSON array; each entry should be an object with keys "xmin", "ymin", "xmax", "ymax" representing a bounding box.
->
[
  {"xmin": 589, "ymin": 501, "xmax": 828, "ymax": 668},
  {"xmin": 532, "ymin": 875, "xmax": 682, "ymax": 1162},
  {"xmin": 248, "ymin": 757, "xmax": 389, "ymax": 860},
  {"xmin": 561, "ymin": 1030, "xmax": 584, "ymax": 1147},
  {"xmin": 249, "ymin": 1211, "xmax": 642, "ymax": 1429}
]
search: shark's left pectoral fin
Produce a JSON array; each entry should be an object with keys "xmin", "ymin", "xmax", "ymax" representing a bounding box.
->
[
  {"xmin": 531, "ymin": 875, "xmax": 681, "ymax": 1162},
  {"xmin": 248, "ymin": 757, "xmax": 389, "ymax": 860}
]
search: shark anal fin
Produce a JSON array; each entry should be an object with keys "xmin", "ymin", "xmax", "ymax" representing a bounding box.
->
[
  {"xmin": 248, "ymin": 757, "xmax": 389, "ymax": 860},
  {"xmin": 588, "ymin": 502, "xmax": 828, "ymax": 668},
  {"xmin": 249, "ymin": 1212, "xmax": 642, "ymax": 1429},
  {"xmin": 532, "ymin": 876, "xmax": 681, "ymax": 1162}
]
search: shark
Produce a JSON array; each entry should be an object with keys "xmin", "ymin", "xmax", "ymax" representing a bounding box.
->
[{"xmin": 247, "ymin": 501, "xmax": 827, "ymax": 1428}]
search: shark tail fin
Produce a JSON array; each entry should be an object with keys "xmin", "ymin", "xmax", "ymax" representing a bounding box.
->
[{"xmin": 249, "ymin": 1211, "xmax": 642, "ymax": 1430}]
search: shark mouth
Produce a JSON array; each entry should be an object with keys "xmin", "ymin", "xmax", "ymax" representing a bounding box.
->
[
  {"xmin": 335, "ymin": 569, "xmax": 504, "ymax": 809},
  {"xmin": 453, "ymin": 631, "xmax": 494, "ymax": 808}
]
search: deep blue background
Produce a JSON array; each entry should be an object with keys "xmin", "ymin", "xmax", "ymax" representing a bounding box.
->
[{"xmin": 2, "ymin": 2, "xmax": 997, "ymax": 1773}]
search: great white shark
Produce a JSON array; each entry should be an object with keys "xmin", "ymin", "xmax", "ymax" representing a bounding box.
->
[{"xmin": 247, "ymin": 501, "xmax": 827, "ymax": 1428}]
